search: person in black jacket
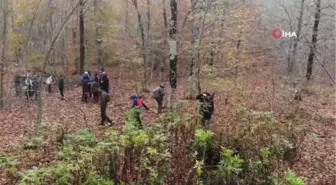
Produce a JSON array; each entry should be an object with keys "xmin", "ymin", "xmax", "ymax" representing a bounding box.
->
[
  {"xmin": 100, "ymin": 72, "xmax": 110, "ymax": 93},
  {"xmin": 196, "ymin": 92, "xmax": 215, "ymax": 129},
  {"xmin": 58, "ymin": 75, "xmax": 65, "ymax": 99}
]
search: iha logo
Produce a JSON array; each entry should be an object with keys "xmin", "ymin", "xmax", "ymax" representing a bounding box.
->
[{"xmin": 271, "ymin": 24, "xmax": 297, "ymax": 39}]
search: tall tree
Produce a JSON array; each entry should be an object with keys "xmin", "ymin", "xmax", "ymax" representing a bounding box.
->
[
  {"xmin": 79, "ymin": 0, "xmax": 85, "ymax": 75},
  {"xmin": 161, "ymin": 0, "xmax": 168, "ymax": 83},
  {"xmin": 168, "ymin": 0, "xmax": 177, "ymax": 108},
  {"xmin": 187, "ymin": 0, "xmax": 213, "ymax": 99},
  {"xmin": 37, "ymin": 0, "xmax": 85, "ymax": 135},
  {"xmin": 0, "ymin": 0, "xmax": 9, "ymax": 108},
  {"xmin": 48, "ymin": 0, "xmax": 54, "ymax": 65},
  {"xmin": 94, "ymin": 0, "xmax": 102, "ymax": 70},
  {"xmin": 289, "ymin": 0, "xmax": 305, "ymax": 75},
  {"xmin": 147, "ymin": 0, "xmax": 154, "ymax": 81},
  {"xmin": 306, "ymin": 0, "xmax": 321, "ymax": 81},
  {"xmin": 132, "ymin": 0, "xmax": 149, "ymax": 90}
]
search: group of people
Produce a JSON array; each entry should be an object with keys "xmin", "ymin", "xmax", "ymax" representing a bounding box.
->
[
  {"xmin": 14, "ymin": 69, "xmax": 215, "ymax": 129},
  {"xmin": 80, "ymin": 69, "xmax": 110, "ymax": 103},
  {"xmin": 79, "ymin": 71, "xmax": 215, "ymax": 129},
  {"xmin": 13, "ymin": 73, "xmax": 54, "ymax": 100},
  {"xmin": 122, "ymin": 83, "xmax": 163, "ymax": 128},
  {"xmin": 79, "ymin": 69, "xmax": 113, "ymax": 125}
]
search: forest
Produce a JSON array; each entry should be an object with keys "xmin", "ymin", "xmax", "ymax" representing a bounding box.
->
[{"xmin": 0, "ymin": 0, "xmax": 335, "ymax": 184}]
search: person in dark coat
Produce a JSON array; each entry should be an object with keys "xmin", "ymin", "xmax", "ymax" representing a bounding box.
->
[
  {"xmin": 196, "ymin": 92, "xmax": 215, "ymax": 129},
  {"xmin": 100, "ymin": 90, "xmax": 113, "ymax": 125},
  {"xmin": 100, "ymin": 72, "xmax": 110, "ymax": 93},
  {"xmin": 152, "ymin": 83, "xmax": 165, "ymax": 114},
  {"xmin": 58, "ymin": 75, "xmax": 65, "ymax": 99}
]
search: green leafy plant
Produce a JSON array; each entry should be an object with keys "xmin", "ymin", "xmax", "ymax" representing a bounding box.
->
[{"xmin": 285, "ymin": 170, "xmax": 305, "ymax": 185}]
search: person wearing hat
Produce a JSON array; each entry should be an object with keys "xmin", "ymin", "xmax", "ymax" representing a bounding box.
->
[
  {"xmin": 129, "ymin": 94, "xmax": 149, "ymax": 128},
  {"xmin": 152, "ymin": 83, "xmax": 165, "ymax": 114},
  {"xmin": 81, "ymin": 71, "xmax": 91, "ymax": 102},
  {"xmin": 80, "ymin": 71, "xmax": 92, "ymax": 83}
]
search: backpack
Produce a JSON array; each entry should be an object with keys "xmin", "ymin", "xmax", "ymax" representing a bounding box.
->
[
  {"xmin": 152, "ymin": 88, "xmax": 163, "ymax": 100},
  {"xmin": 136, "ymin": 98, "xmax": 143, "ymax": 107}
]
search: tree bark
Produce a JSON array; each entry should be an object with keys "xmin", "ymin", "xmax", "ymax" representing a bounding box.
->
[
  {"xmin": 133, "ymin": 0, "xmax": 149, "ymax": 90},
  {"xmin": 94, "ymin": 0, "xmax": 102, "ymax": 70},
  {"xmin": 187, "ymin": 0, "xmax": 212, "ymax": 99},
  {"xmin": 79, "ymin": 0, "xmax": 85, "ymax": 75},
  {"xmin": 161, "ymin": 0, "xmax": 169, "ymax": 108},
  {"xmin": 147, "ymin": 0, "xmax": 155, "ymax": 82},
  {"xmin": 306, "ymin": 0, "xmax": 321, "ymax": 81},
  {"xmin": 48, "ymin": 0, "xmax": 54, "ymax": 65},
  {"xmin": 37, "ymin": 0, "xmax": 85, "ymax": 135},
  {"xmin": 289, "ymin": 0, "xmax": 305, "ymax": 75},
  {"xmin": 0, "ymin": 0, "xmax": 8, "ymax": 108},
  {"xmin": 61, "ymin": 7, "xmax": 67, "ymax": 66},
  {"xmin": 168, "ymin": 0, "xmax": 177, "ymax": 109},
  {"xmin": 161, "ymin": 0, "xmax": 168, "ymax": 84}
]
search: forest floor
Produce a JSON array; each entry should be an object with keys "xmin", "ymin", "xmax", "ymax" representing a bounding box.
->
[{"xmin": 0, "ymin": 66, "xmax": 335, "ymax": 185}]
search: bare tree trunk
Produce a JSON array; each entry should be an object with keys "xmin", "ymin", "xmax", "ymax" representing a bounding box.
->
[
  {"xmin": 48, "ymin": 0, "xmax": 54, "ymax": 65},
  {"xmin": 186, "ymin": 0, "xmax": 198, "ymax": 99},
  {"xmin": 168, "ymin": 0, "xmax": 177, "ymax": 109},
  {"xmin": 133, "ymin": 0, "xmax": 149, "ymax": 91},
  {"xmin": 289, "ymin": 0, "xmax": 305, "ymax": 76},
  {"xmin": 306, "ymin": 0, "xmax": 321, "ymax": 81},
  {"xmin": 187, "ymin": 0, "xmax": 212, "ymax": 99},
  {"xmin": 72, "ymin": 27, "xmax": 78, "ymax": 72},
  {"xmin": 234, "ymin": 30, "xmax": 242, "ymax": 86},
  {"xmin": 37, "ymin": 0, "xmax": 84, "ymax": 135},
  {"xmin": 209, "ymin": 22, "xmax": 215, "ymax": 67},
  {"xmin": 94, "ymin": 0, "xmax": 102, "ymax": 71},
  {"xmin": 0, "ymin": 0, "xmax": 8, "ymax": 108},
  {"xmin": 146, "ymin": 0, "xmax": 154, "ymax": 82},
  {"xmin": 61, "ymin": 6, "xmax": 67, "ymax": 66},
  {"xmin": 161, "ymin": 0, "xmax": 169, "ymax": 107},
  {"xmin": 119, "ymin": 0, "xmax": 128, "ymax": 85},
  {"xmin": 79, "ymin": 0, "xmax": 85, "ymax": 75}
]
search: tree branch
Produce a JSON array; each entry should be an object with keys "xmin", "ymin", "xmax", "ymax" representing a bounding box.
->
[{"xmin": 302, "ymin": 34, "xmax": 336, "ymax": 83}]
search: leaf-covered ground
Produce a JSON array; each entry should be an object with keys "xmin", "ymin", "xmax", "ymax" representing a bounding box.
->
[{"xmin": 0, "ymin": 68, "xmax": 335, "ymax": 185}]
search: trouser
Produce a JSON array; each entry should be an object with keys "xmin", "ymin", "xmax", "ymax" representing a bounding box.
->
[
  {"xmin": 93, "ymin": 91, "xmax": 100, "ymax": 103},
  {"xmin": 82, "ymin": 92, "xmax": 89, "ymax": 102},
  {"xmin": 14, "ymin": 83, "xmax": 21, "ymax": 96},
  {"xmin": 200, "ymin": 115, "xmax": 213, "ymax": 130},
  {"xmin": 134, "ymin": 110, "xmax": 143, "ymax": 129},
  {"xmin": 59, "ymin": 86, "xmax": 64, "ymax": 98},
  {"xmin": 101, "ymin": 104, "xmax": 112, "ymax": 125},
  {"xmin": 156, "ymin": 99, "xmax": 163, "ymax": 114},
  {"xmin": 88, "ymin": 84, "xmax": 92, "ymax": 98},
  {"xmin": 47, "ymin": 84, "xmax": 52, "ymax": 93}
]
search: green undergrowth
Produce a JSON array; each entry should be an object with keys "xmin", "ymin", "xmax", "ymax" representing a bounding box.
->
[{"xmin": 0, "ymin": 108, "xmax": 306, "ymax": 185}]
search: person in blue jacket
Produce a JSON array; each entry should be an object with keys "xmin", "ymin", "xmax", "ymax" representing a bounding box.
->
[
  {"xmin": 81, "ymin": 71, "xmax": 92, "ymax": 102},
  {"xmin": 81, "ymin": 71, "xmax": 92, "ymax": 82}
]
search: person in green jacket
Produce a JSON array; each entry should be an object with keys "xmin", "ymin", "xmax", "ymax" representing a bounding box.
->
[
  {"xmin": 152, "ymin": 83, "xmax": 165, "ymax": 114},
  {"xmin": 100, "ymin": 90, "xmax": 113, "ymax": 126}
]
